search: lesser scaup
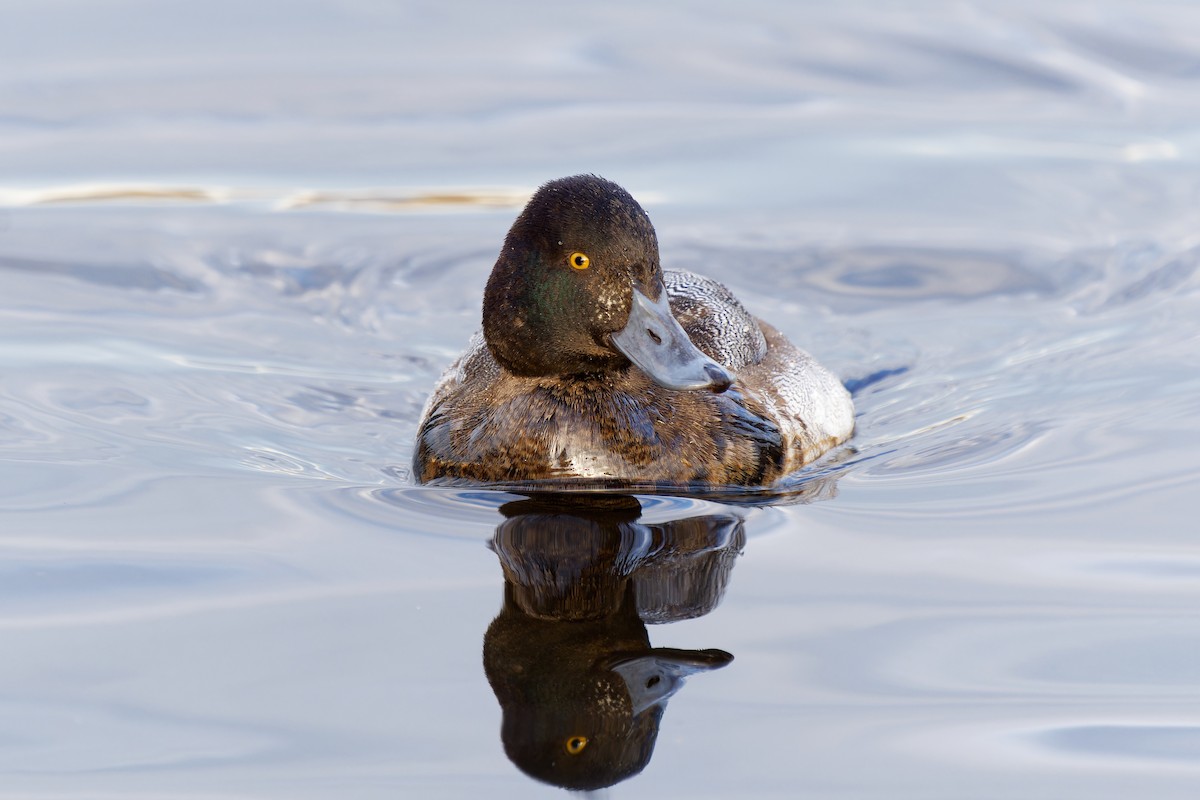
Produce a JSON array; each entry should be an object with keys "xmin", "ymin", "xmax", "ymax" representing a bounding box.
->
[{"xmin": 414, "ymin": 175, "xmax": 854, "ymax": 487}]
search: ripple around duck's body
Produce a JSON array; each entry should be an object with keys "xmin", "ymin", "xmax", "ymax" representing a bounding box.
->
[
  {"xmin": 315, "ymin": 482, "xmax": 789, "ymax": 546},
  {"xmin": 809, "ymin": 240, "xmax": 1200, "ymax": 519},
  {"xmin": 5, "ymin": 212, "xmax": 1194, "ymax": 522}
]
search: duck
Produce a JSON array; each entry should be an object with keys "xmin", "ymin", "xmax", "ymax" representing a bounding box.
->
[{"xmin": 413, "ymin": 175, "xmax": 854, "ymax": 488}]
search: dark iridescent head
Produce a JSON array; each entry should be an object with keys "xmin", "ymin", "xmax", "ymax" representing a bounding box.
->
[{"xmin": 482, "ymin": 175, "xmax": 732, "ymax": 391}]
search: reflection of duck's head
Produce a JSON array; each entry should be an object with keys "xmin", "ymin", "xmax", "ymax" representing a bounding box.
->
[
  {"xmin": 486, "ymin": 580, "xmax": 732, "ymax": 791},
  {"xmin": 483, "ymin": 494, "xmax": 737, "ymax": 790}
]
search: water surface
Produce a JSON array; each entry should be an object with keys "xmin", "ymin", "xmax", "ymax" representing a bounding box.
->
[{"xmin": 3, "ymin": 1, "xmax": 1200, "ymax": 797}]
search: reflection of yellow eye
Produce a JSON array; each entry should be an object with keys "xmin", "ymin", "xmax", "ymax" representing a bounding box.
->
[
  {"xmin": 569, "ymin": 252, "xmax": 590, "ymax": 270},
  {"xmin": 564, "ymin": 735, "xmax": 589, "ymax": 755}
]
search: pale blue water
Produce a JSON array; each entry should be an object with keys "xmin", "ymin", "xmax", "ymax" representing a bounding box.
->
[{"xmin": 3, "ymin": 1, "xmax": 1200, "ymax": 797}]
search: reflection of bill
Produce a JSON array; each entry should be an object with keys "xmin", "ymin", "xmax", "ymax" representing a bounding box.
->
[{"xmin": 483, "ymin": 494, "xmax": 743, "ymax": 791}]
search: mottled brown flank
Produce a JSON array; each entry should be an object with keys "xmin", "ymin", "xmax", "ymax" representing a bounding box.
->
[
  {"xmin": 414, "ymin": 293, "xmax": 852, "ymax": 487},
  {"xmin": 415, "ymin": 347, "xmax": 796, "ymax": 486}
]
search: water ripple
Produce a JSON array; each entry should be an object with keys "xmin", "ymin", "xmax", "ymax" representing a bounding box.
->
[
  {"xmin": 0, "ymin": 700, "xmax": 282, "ymax": 773},
  {"xmin": 1033, "ymin": 724, "xmax": 1200, "ymax": 765}
]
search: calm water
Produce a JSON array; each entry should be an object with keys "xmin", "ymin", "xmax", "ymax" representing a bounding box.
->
[{"xmin": 3, "ymin": 2, "xmax": 1200, "ymax": 798}]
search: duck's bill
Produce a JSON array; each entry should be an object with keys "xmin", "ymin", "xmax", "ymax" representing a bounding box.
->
[
  {"xmin": 611, "ymin": 287, "xmax": 733, "ymax": 392},
  {"xmin": 606, "ymin": 647, "xmax": 733, "ymax": 715}
]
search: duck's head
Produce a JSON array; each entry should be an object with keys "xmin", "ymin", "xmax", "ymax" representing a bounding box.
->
[{"xmin": 482, "ymin": 175, "xmax": 733, "ymax": 391}]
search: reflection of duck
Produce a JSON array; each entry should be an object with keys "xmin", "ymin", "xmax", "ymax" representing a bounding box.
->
[
  {"xmin": 415, "ymin": 174, "xmax": 854, "ymax": 488},
  {"xmin": 483, "ymin": 495, "xmax": 740, "ymax": 791}
]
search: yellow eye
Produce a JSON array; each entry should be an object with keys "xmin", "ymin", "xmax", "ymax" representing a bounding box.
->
[
  {"xmin": 564, "ymin": 735, "xmax": 589, "ymax": 755},
  {"xmin": 569, "ymin": 252, "xmax": 590, "ymax": 270}
]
